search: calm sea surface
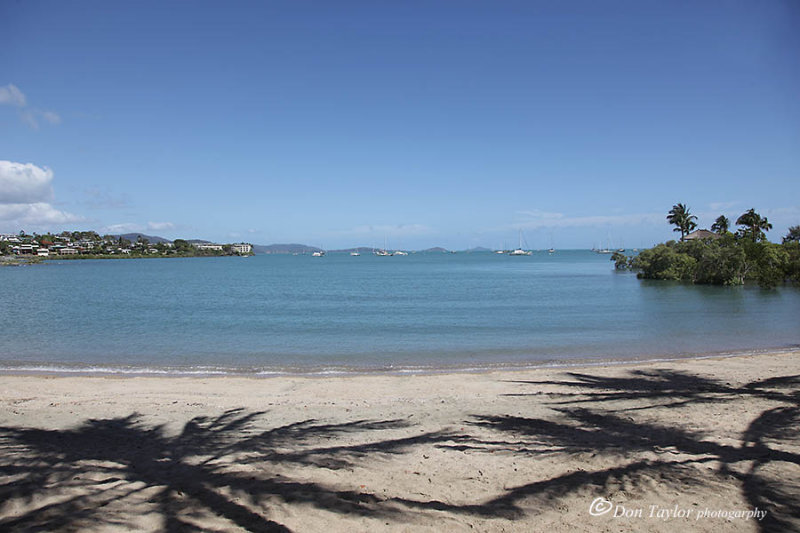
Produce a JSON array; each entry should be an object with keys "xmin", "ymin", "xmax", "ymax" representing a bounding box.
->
[{"xmin": 1, "ymin": 251, "xmax": 798, "ymax": 374}]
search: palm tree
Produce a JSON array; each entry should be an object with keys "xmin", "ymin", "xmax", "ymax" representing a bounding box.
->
[
  {"xmin": 736, "ymin": 209, "xmax": 772, "ymax": 242},
  {"xmin": 783, "ymin": 225, "xmax": 800, "ymax": 243},
  {"xmin": 710, "ymin": 215, "xmax": 729, "ymax": 234},
  {"xmin": 666, "ymin": 203, "xmax": 698, "ymax": 241}
]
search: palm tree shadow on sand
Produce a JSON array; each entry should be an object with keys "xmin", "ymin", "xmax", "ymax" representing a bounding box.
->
[
  {"xmin": 0, "ymin": 371, "xmax": 798, "ymax": 532},
  {"xmin": 0, "ymin": 410, "xmax": 456, "ymax": 532},
  {"xmin": 437, "ymin": 370, "xmax": 799, "ymax": 532}
]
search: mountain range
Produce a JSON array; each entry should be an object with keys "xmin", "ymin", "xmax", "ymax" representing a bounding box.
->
[{"xmin": 111, "ymin": 235, "xmax": 493, "ymax": 254}]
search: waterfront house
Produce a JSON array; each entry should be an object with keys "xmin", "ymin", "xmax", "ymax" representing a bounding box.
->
[
  {"xmin": 231, "ymin": 243, "xmax": 252, "ymax": 254},
  {"xmin": 685, "ymin": 229, "xmax": 721, "ymax": 241}
]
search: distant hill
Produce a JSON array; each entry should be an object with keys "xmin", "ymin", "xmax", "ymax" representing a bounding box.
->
[
  {"xmin": 252, "ymin": 243, "xmax": 321, "ymax": 254},
  {"xmin": 114, "ymin": 233, "xmax": 172, "ymax": 244},
  {"xmin": 186, "ymin": 239, "xmax": 213, "ymax": 245},
  {"xmin": 422, "ymin": 247, "xmax": 449, "ymax": 253}
]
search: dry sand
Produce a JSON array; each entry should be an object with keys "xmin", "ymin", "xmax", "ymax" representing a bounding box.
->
[{"xmin": 1, "ymin": 350, "xmax": 798, "ymax": 532}]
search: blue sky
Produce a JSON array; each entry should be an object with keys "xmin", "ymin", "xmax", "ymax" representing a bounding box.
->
[{"xmin": 2, "ymin": 1, "xmax": 798, "ymax": 249}]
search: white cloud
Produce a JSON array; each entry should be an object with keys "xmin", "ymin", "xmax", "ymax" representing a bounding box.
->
[
  {"xmin": 40, "ymin": 110, "xmax": 61, "ymax": 124},
  {"xmin": 0, "ymin": 161, "xmax": 84, "ymax": 231},
  {"xmin": 19, "ymin": 110, "xmax": 39, "ymax": 129},
  {"xmin": 0, "ymin": 84, "xmax": 26, "ymax": 107},
  {"xmin": 0, "ymin": 160, "xmax": 55, "ymax": 204},
  {"xmin": 99, "ymin": 222, "xmax": 178, "ymax": 235},
  {"xmin": 0, "ymin": 84, "xmax": 60, "ymax": 128},
  {"xmin": 147, "ymin": 221, "xmax": 175, "ymax": 231},
  {"xmin": 516, "ymin": 209, "xmax": 566, "ymax": 221},
  {"xmin": 708, "ymin": 201, "xmax": 740, "ymax": 211},
  {"xmin": 514, "ymin": 209, "xmax": 664, "ymax": 230},
  {"xmin": 102, "ymin": 223, "xmax": 144, "ymax": 234},
  {"xmin": 19, "ymin": 109, "xmax": 61, "ymax": 129},
  {"xmin": 0, "ymin": 203, "xmax": 83, "ymax": 227},
  {"xmin": 346, "ymin": 223, "xmax": 432, "ymax": 236}
]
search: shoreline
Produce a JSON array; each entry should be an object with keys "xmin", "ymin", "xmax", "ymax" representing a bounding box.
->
[
  {"xmin": 1, "ymin": 349, "xmax": 798, "ymax": 531},
  {"xmin": 1, "ymin": 344, "xmax": 798, "ymax": 378}
]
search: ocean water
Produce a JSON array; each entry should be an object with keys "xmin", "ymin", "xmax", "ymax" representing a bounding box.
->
[{"xmin": 1, "ymin": 251, "xmax": 798, "ymax": 375}]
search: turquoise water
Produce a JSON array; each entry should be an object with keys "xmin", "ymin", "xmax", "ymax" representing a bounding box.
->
[{"xmin": 1, "ymin": 251, "xmax": 798, "ymax": 374}]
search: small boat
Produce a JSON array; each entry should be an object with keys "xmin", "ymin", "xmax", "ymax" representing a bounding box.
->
[
  {"xmin": 548, "ymin": 248, "xmax": 555, "ymax": 254},
  {"xmin": 509, "ymin": 230, "xmax": 532, "ymax": 256},
  {"xmin": 312, "ymin": 250, "xmax": 325, "ymax": 257},
  {"xmin": 350, "ymin": 250, "xmax": 360, "ymax": 256},
  {"xmin": 375, "ymin": 235, "xmax": 393, "ymax": 256},
  {"xmin": 394, "ymin": 250, "xmax": 408, "ymax": 256}
]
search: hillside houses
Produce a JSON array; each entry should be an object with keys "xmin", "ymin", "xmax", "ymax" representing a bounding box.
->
[{"xmin": 0, "ymin": 233, "xmax": 253, "ymax": 258}]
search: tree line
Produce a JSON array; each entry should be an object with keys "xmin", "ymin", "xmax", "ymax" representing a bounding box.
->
[{"xmin": 613, "ymin": 204, "xmax": 800, "ymax": 289}]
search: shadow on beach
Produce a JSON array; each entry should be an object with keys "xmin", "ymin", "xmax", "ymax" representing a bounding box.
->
[
  {"xmin": 455, "ymin": 370, "xmax": 800, "ymax": 532},
  {"xmin": 0, "ymin": 370, "xmax": 798, "ymax": 531}
]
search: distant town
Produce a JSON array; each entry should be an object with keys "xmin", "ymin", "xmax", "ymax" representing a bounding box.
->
[{"xmin": 0, "ymin": 231, "xmax": 252, "ymax": 261}]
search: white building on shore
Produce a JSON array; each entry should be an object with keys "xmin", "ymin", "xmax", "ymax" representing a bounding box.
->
[
  {"xmin": 196, "ymin": 243, "xmax": 224, "ymax": 251},
  {"xmin": 231, "ymin": 243, "xmax": 252, "ymax": 254}
]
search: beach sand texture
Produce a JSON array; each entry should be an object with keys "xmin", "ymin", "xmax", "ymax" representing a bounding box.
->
[{"xmin": 1, "ymin": 351, "xmax": 798, "ymax": 532}]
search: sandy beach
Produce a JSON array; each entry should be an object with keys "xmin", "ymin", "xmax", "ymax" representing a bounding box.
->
[{"xmin": 1, "ymin": 350, "xmax": 798, "ymax": 532}]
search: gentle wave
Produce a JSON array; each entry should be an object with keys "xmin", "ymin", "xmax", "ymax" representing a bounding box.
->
[{"xmin": 2, "ymin": 346, "xmax": 796, "ymax": 378}]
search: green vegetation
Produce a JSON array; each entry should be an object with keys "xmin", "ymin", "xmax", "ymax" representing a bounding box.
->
[
  {"xmin": 783, "ymin": 225, "xmax": 800, "ymax": 244},
  {"xmin": 617, "ymin": 207, "xmax": 800, "ymax": 289}
]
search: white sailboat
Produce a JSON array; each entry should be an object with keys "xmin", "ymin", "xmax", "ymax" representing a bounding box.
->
[
  {"xmin": 509, "ymin": 230, "xmax": 532, "ymax": 256},
  {"xmin": 375, "ymin": 235, "xmax": 392, "ymax": 256}
]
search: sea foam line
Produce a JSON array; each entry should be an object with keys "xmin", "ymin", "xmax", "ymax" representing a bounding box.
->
[{"xmin": 0, "ymin": 346, "xmax": 797, "ymax": 378}]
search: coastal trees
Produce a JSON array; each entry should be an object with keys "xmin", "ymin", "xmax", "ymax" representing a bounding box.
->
[
  {"xmin": 666, "ymin": 203, "xmax": 697, "ymax": 241},
  {"xmin": 784, "ymin": 225, "xmax": 800, "ymax": 243},
  {"xmin": 611, "ymin": 251, "xmax": 629, "ymax": 270},
  {"xmin": 735, "ymin": 209, "xmax": 772, "ymax": 242},
  {"xmin": 711, "ymin": 215, "xmax": 730, "ymax": 235},
  {"xmin": 784, "ymin": 241, "xmax": 800, "ymax": 282},
  {"xmin": 172, "ymin": 239, "xmax": 192, "ymax": 254},
  {"xmin": 619, "ymin": 205, "xmax": 798, "ymax": 288},
  {"xmin": 629, "ymin": 243, "xmax": 697, "ymax": 281}
]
